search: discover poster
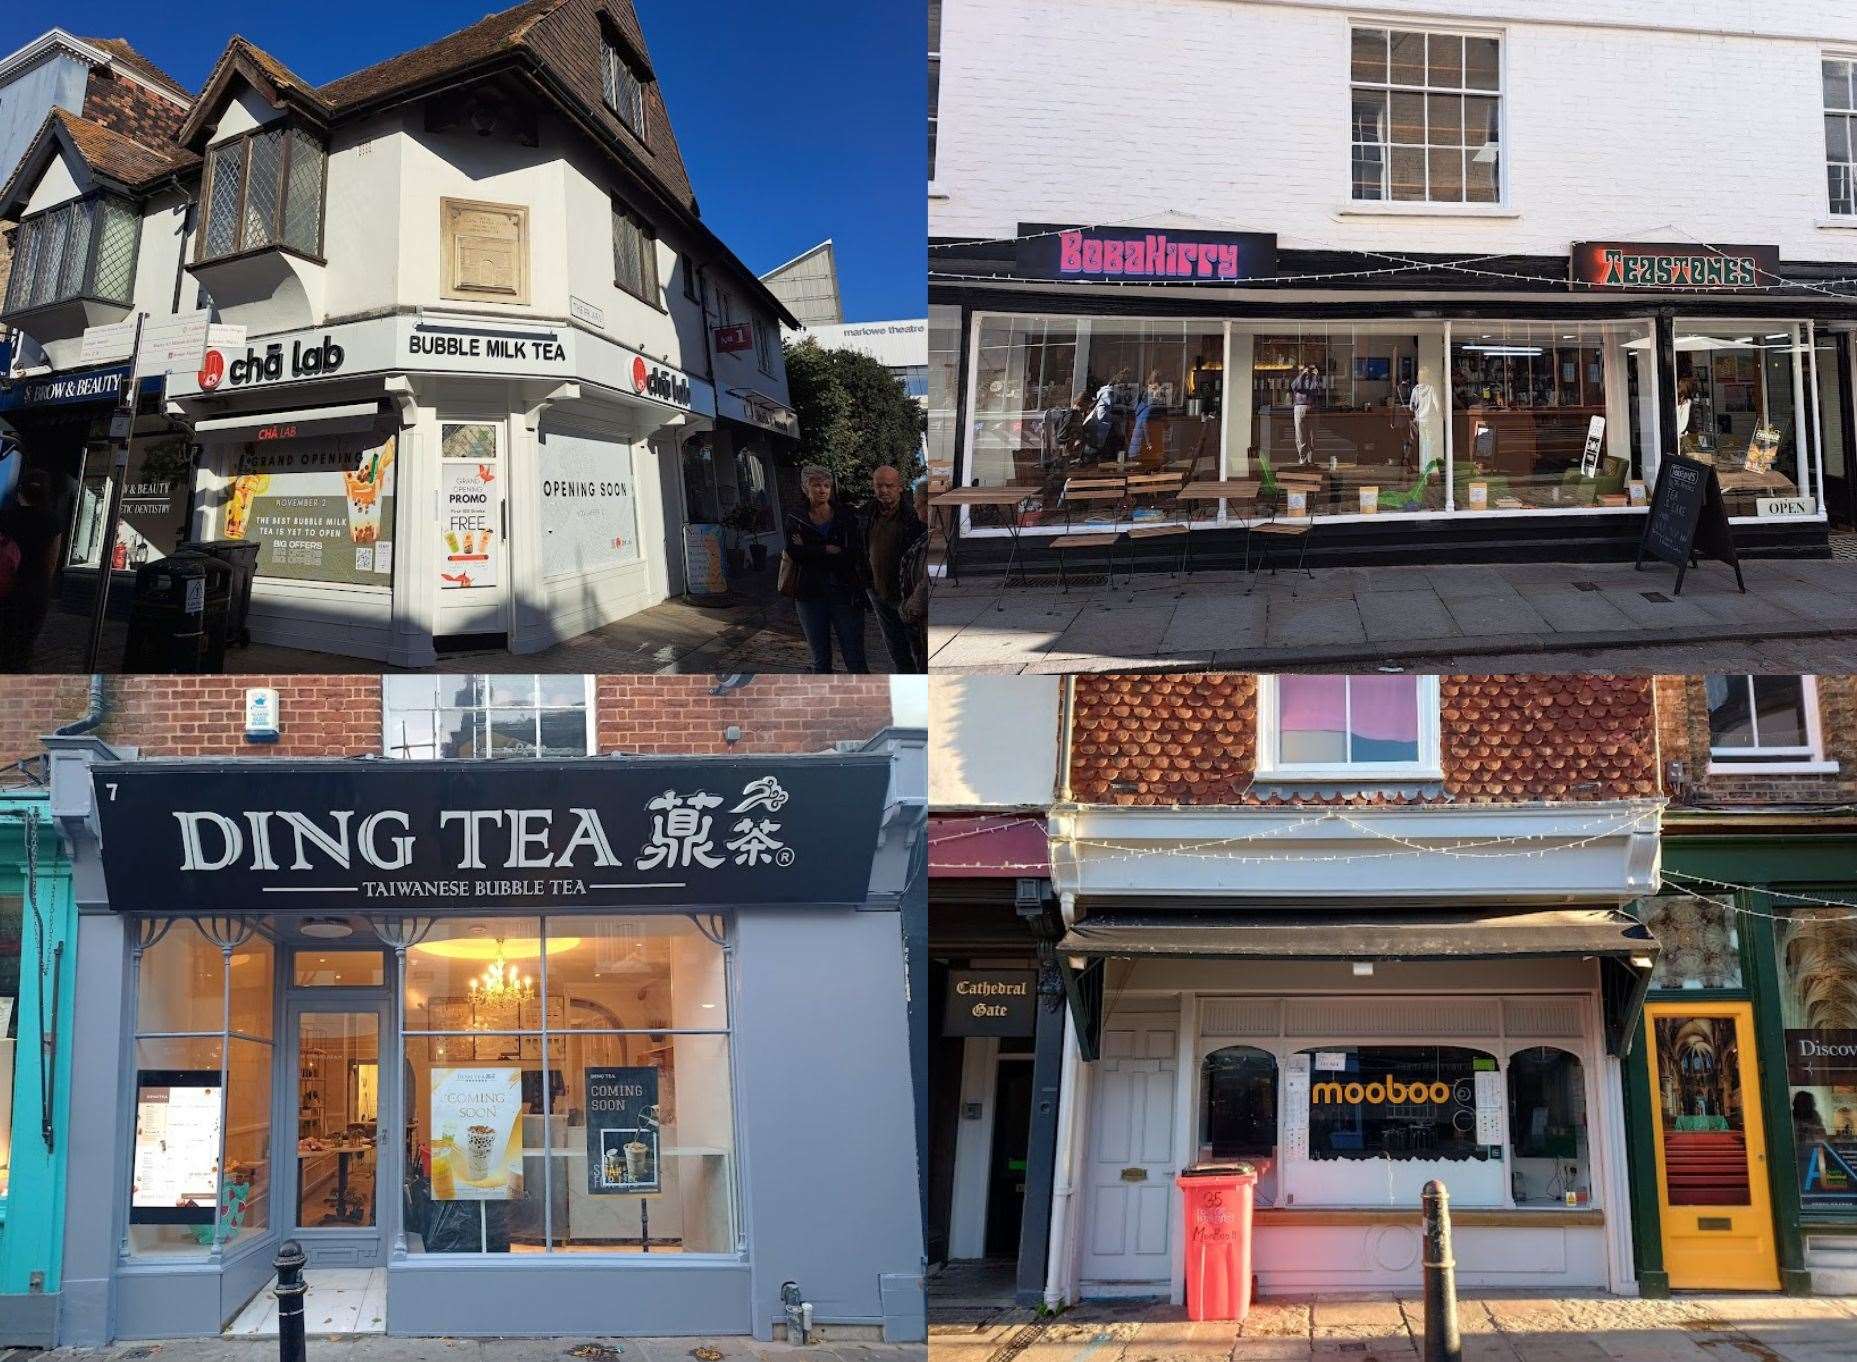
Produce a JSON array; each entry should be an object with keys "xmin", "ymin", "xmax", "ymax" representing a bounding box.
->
[
  {"xmin": 224, "ymin": 433, "xmax": 396, "ymax": 584},
  {"xmin": 586, "ymin": 1065, "xmax": 661, "ymax": 1195},
  {"xmin": 130, "ymin": 1069, "xmax": 223, "ymax": 1223},
  {"xmin": 430, "ymin": 1066, "xmax": 524, "ymax": 1201}
]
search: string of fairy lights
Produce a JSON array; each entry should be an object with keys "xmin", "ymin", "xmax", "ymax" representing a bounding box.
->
[
  {"xmin": 928, "ymin": 211, "xmax": 1857, "ymax": 302},
  {"xmin": 929, "ymin": 807, "xmax": 1857, "ymax": 921}
]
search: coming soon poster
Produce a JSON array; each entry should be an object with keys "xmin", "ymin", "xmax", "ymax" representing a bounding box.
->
[
  {"xmin": 224, "ymin": 433, "xmax": 396, "ymax": 585},
  {"xmin": 430, "ymin": 1066, "xmax": 524, "ymax": 1201},
  {"xmin": 586, "ymin": 1066, "xmax": 661, "ymax": 1195}
]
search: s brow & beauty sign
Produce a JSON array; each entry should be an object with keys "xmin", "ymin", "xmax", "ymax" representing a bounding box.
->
[{"xmin": 90, "ymin": 756, "xmax": 888, "ymax": 913}]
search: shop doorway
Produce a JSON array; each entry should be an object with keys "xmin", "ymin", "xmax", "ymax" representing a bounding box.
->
[
  {"xmin": 285, "ymin": 998, "xmax": 389, "ymax": 1266},
  {"xmin": 435, "ymin": 420, "xmax": 510, "ymax": 644},
  {"xmin": 1644, "ymin": 1003, "xmax": 1779, "ymax": 1290},
  {"xmin": 1079, "ymin": 1019, "xmax": 1177, "ymax": 1294},
  {"xmin": 984, "ymin": 1054, "xmax": 1033, "ymax": 1258},
  {"xmin": 1823, "ymin": 333, "xmax": 1856, "ymax": 531}
]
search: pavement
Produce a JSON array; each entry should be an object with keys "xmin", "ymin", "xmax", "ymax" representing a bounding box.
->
[
  {"xmin": 15, "ymin": 563, "xmax": 908, "ymax": 675},
  {"xmin": 928, "ymin": 1291, "xmax": 1857, "ymax": 1362},
  {"xmin": 0, "ymin": 1339, "xmax": 922, "ymax": 1362},
  {"xmin": 926, "ymin": 555, "xmax": 1857, "ymax": 675}
]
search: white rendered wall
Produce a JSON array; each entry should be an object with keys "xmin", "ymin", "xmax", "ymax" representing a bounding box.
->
[
  {"xmin": 929, "ymin": 676, "xmax": 1062, "ymax": 810},
  {"xmin": 932, "ymin": 0, "xmax": 1857, "ymax": 264}
]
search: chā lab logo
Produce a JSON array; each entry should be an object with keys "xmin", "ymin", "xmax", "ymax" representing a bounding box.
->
[
  {"xmin": 197, "ymin": 350, "xmax": 225, "ymax": 392},
  {"xmin": 629, "ymin": 355, "xmax": 692, "ymax": 409},
  {"xmin": 631, "ymin": 356, "xmax": 649, "ymax": 395}
]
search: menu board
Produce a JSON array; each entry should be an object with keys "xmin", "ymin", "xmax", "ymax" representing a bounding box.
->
[
  {"xmin": 429, "ymin": 1066, "xmax": 523, "ymax": 1201},
  {"xmin": 131, "ymin": 1069, "xmax": 222, "ymax": 1223},
  {"xmin": 225, "ymin": 433, "xmax": 396, "ymax": 585},
  {"xmin": 1635, "ymin": 453, "xmax": 1743, "ymax": 595},
  {"xmin": 585, "ymin": 1066, "xmax": 662, "ymax": 1196}
]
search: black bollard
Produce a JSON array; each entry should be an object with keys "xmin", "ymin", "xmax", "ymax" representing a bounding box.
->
[
  {"xmin": 1421, "ymin": 1181, "xmax": 1461, "ymax": 1362},
  {"xmin": 274, "ymin": 1239, "xmax": 308, "ymax": 1362}
]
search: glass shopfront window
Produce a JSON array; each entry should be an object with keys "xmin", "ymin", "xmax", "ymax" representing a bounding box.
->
[
  {"xmin": 129, "ymin": 925, "xmax": 275, "ymax": 1257},
  {"xmin": 401, "ymin": 915, "xmax": 736, "ymax": 1254},
  {"xmin": 1773, "ymin": 909, "xmax": 1857, "ymax": 1209},
  {"xmin": 968, "ymin": 315, "xmax": 1225, "ymax": 527},
  {"xmin": 1507, "ymin": 1047, "xmax": 1591, "ymax": 1205},
  {"xmin": 928, "ymin": 304, "xmax": 961, "ymax": 484},
  {"xmin": 0, "ymin": 889, "xmax": 19, "ymax": 1199},
  {"xmin": 959, "ymin": 312, "xmax": 1828, "ymax": 532},
  {"xmin": 1451, "ymin": 320, "xmax": 1654, "ymax": 512},
  {"xmin": 1672, "ymin": 323, "xmax": 1817, "ymax": 519},
  {"xmin": 1238, "ymin": 323, "xmax": 1448, "ymax": 514}
]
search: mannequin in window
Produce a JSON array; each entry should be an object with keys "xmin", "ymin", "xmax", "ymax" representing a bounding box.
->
[
  {"xmin": 1127, "ymin": 370, "xmax": 1168, "ymax": 468},
  {"xmin": 1086, "ymin": 368, "xmax": 1133, "ymax": 460},
  {"xmin": 1291, "ymin": 363, "xmax": 1324, "ymax": 463},
  {"xmin": 1408, "ymin": 363, "xmax": 1442, "ymax": 474},
  {"xmin": 1677, "ymin": 376, "xmax": 1698, "ymax": 455}
]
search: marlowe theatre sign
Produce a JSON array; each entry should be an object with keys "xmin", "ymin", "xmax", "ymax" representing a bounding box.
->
[{"xmin": 91, "ymin": 756, "xmax": 889, "ymax": 913}]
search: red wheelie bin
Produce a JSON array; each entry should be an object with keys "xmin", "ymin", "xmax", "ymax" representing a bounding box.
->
[{"xmin": 1177, "ymin": 1161, "xmax": 1258, "ymax": 1321}]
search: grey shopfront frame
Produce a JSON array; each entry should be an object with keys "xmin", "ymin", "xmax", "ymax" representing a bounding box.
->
[{"xmin": 46, "ymin": 743, "xmax": 927, "ymax": 1346}]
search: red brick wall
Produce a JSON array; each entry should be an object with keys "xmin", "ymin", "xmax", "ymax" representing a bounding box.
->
[
  {"xmin": 1654, "ymin": 674, "xmax": 1857, "ymax": 805},
  {"xmin": 0, "ymin": 676, "xmax": 892, "ymax": 767},
  {"xmin": 81, "ymin": 67, "xmax": 187, "ymax": 148},
  {"xmin": 1068, "ymin": 673, "xmax": 1658, "ymax": 806}
]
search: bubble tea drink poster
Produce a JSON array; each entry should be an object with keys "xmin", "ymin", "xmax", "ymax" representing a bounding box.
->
[
  {"xmin": 223, "ymin": 433, "xmax": 397, "ymax": 585},
  {"xmin": 430, "ymin": 1066, "xmax": 524, "ymax": 1201},
  {"xmin": 586, "ymin": 1066, "xmax": 662, "ymax": 1195}
]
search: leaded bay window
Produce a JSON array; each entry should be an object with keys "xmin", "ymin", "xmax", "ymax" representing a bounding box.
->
[
  {"xmin": 612, "ymin": 204, "xmax": 660, "ymax": 305},
  {"xmin": 199, "ymin": 125, "xmax": 327, "ymax": 263},
  {"xmin": 1, "ymin": 193, "xmax": 139, "ymax": 317}
]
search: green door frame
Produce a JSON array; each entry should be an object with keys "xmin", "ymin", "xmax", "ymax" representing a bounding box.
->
[
  {"xmin": 1637, "ymin": 828, "xmax": 1857, "ymax": 1296},
  {"xmin": 0, "ymin": 792, "xmax": 77, "ymax": 1327}
]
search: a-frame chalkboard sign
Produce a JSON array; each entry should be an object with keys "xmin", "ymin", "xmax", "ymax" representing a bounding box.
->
[{"xmin": 1634, "ymin": 453, "xmax": 1745, "ymax": 595}]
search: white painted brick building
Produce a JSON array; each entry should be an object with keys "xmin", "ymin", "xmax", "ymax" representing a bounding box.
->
[{"xmin": 928, "ymin": 0, "xmax": 1857, "ymax": 566}]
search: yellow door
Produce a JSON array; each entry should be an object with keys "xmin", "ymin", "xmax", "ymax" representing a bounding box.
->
[{"xmin": 1644, "ymin": 1003, "xmax": 1779, "ymax": 1290}]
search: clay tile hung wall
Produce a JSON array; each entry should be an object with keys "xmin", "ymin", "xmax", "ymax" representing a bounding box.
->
[{"xmin": 1067, "ymin": 674, "xmax": 1659, "ymax": 807}]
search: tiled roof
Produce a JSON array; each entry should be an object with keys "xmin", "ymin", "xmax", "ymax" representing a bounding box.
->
[
  {"xmin": 316, "ymin": 0, "xmax": 698, "ymax": 213},
  {"xmin": 52, "ymin": 107, "xmax": 192, "ymax": 187},
  {"xmin": 1067, "ymin": 674, "xmax": 1659, "ymax": 806},
  {"xmin": 79, "ymin": 37, "xmax": 193, "ymax": 98}
]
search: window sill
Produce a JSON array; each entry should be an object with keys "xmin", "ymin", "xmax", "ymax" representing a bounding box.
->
[
  {"xmin": 1706, "ymin": 759, "xmax": 1840, "ymax": 775},
  {"xmin": 614, "ymin": 281, "xmax": 668, "ymax": 314},
  {"xmin": 1336, "ymin": 201, "xmax": 1517, "ymax": 219},
  {"xmin": 189, "ymin": 241, "xmax": 327, "ymax": 272},
  {"xmin": 1256, "ymin": 766, "xmax": 1445, "ymax": 783},
  {"xmin": 1254, "ymin": 1206, "xmax": 1601, "ymax": 1228},
  {"xmin": 1816, "ymin": 216, "xmax": 1857, "ymax": 230}
]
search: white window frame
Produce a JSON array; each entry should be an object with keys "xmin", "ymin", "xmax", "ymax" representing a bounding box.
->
[
  {"xmin": 1705, "ymin": 674, "xmax": 1838, "ymax": 774},
  {"xmin": 1255, "ymin": 673, "xmax": 1442, "ymax": 781},
  {"xmin": 1347, "ymin": 22, "xmax": 1506, "ymax": 208},
  {"xmin": 1825, "ymin": 53, "xmax": 1857, "ymax": 217},
  {"xmin": 378, "ymin": 674, "xmax": 599, "ymax": 759}
]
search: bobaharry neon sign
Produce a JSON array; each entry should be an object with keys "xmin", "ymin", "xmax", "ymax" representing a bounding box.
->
[{"xmin": 1017, "ymin": 223, "xmax": 1276, "ymax": 283}]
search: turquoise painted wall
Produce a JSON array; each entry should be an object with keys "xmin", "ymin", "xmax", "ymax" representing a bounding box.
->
[{"xmin": 0, "ymin": 790, "xmax": 75, "ymax": 1296}]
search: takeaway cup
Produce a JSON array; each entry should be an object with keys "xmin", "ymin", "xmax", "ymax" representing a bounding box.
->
[
  {"xmin": 464, "ymin": 1124, "xmax": 497, "ymax": 1181},
  {"xmin": 624, "ymin": 1140, "xmax": 650, "ymax": 1182},
  {"xmin": 1177, "ymin": 1162, "xmax": 1258, "ymax": 1322}
]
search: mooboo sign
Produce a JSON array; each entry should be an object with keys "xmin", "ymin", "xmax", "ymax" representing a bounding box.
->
[
  {"xmin": 943, "ymin": 969, "xmax": 1037, "ymax": 1036},
  {"xmin": 90, "ymin": 755, "xmax": 889, "ymax": 912}
]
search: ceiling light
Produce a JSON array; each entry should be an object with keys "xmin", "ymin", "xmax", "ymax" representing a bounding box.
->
[
  {"xmin": 300, "ymin": 918, "xmax": 354, "ymax": 940},
  {"xmin": 413, "ymin": 936, "xmax": 582, "ymax": 961}
]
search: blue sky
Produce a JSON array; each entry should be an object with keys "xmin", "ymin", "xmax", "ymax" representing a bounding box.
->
[{"xmin": 5, "ymin": 2, "xmax": 924, "ymax": 320}]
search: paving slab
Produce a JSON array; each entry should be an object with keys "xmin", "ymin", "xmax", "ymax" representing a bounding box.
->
[
  {"xmin": 1361, "ymin": 591, "xmax": 1461, "ymax": 643},
  {"xmin": 1052, "ymin": 604, "xmax": 1180, "ymax": 656},
  {"xmin": 1444, "ymin": 593, "xmax": 1553, "ymax": 637},
  {"xmin": 1159, "ymin": 596, "xmax": 1269, "ymax": 653},
  {"xmin": 1265, "ymin": 598, "xmax": 1368, "ymax": 647},
  {"xmin": 1511, "ymin": 589, "xmax": 1640, "ymax": 633}
]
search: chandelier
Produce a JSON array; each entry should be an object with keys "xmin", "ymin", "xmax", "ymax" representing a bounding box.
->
[{"xmin": 468, "ymin": 939, "xmax": 535, "ymax": 1009}]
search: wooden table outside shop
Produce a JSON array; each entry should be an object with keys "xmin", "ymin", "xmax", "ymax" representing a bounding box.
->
[
  {"xmin": 929, "ymin": 486, "xmax": 1040, "ymax": 588},
  {"xmin": 1175, "ymin": 480, "xmax": 1262, "ymax": 575}
]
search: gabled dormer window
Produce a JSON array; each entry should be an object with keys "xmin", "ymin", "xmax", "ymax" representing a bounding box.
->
[
  {"xmin": 198, "ymin": 123, "xmax": 326, "ymax": 264},
  {"xmin": 601, "ymin": 42, "xmax": 646, "ymax": 137},
  {"xmin": 2, "ymin": 192, "xmax": 140, "ymax": 318}
]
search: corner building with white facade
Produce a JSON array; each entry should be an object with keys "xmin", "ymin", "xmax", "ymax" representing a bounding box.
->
[
  {"xmin": 928, "ymin": 0, "xmax": 1857, "ymax": 572},
  {"xmin": 1, "ymin": 0, "xmax": 797, "ymax": 665}
]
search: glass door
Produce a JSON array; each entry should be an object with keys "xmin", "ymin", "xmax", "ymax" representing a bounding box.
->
[
  {"xmin": 291, "ymin": 1007, "xmax": 384, "ymax": 1236},
  {"xmin": 435, "ymin": 420, "xmax": 509, "ymax": 638},
  {"xmin": 1645, "ymin": 1003, "xmax": 1779, "ymax": 1289}
]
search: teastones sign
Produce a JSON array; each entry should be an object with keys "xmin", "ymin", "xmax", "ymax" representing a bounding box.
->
[
  {"xmin": 91, "ymin": 756, "xmax": 889, "ymax": 912},
  {"xmin": 1571, "ymin": 242, "xmax": 1781, "ymax": 290}
]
